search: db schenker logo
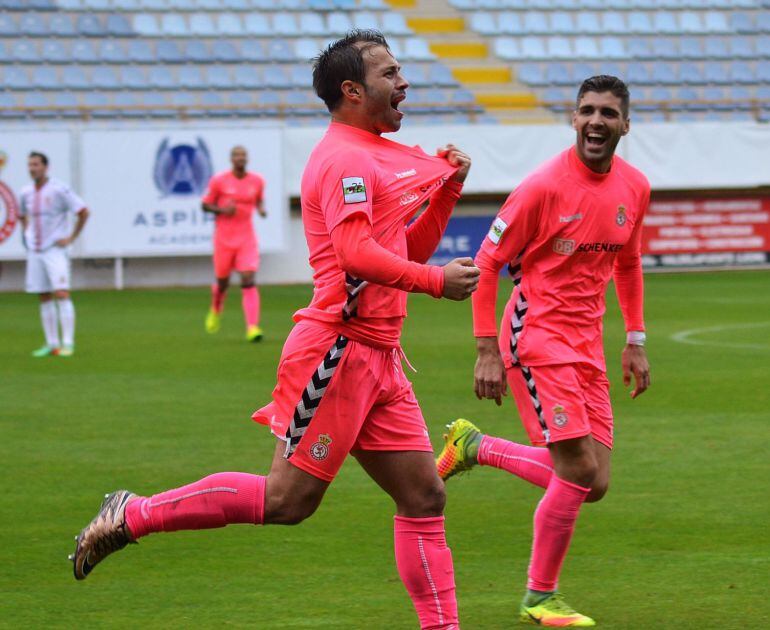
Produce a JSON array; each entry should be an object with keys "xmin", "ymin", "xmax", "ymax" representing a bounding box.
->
[{"xmin": 0, "ymin": 151, "xmax": 19, "ymax": 245}]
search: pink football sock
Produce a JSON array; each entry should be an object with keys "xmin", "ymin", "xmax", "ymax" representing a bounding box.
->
[
  {"xmin": 125, "ymin": 472, "xmax": 265, "ymax": 539},
  {"xmin": 477, "ymin": 435, "xmax": 554, "ymax": 489},
  {"xmin": 241, "ymin": 286, "xmax": 260, "ymax": 327},
  {"xmin": 394, "ymin": 516, "xmax": 459, "ymax": 630},
  {"xmin": 527, "ymin": 475, "xmax": 590, "ymax": 592},
  {"xmin": 211, "ymin": 284, "xmax": 227, "ymax": 314}
]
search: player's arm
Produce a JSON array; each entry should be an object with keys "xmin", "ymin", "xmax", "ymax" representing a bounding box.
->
[
  {"xmin": 614, "ymin": 186, "xmax": 651, "ymax": 399},
  {"xmin": 406, "ymin": 145, "xmax": 470, "ymax": 263},
  {"xmin": 201, "ymin": 177, "xmax": 234, "ymax": 216},
  {"xmin": 473, "ymin": 184, "xmax": 542, "ymax": 404},
  {"xmin": 56, "ymin": 187, "xmax": 89, "ymax": 247},
  {"xmin": 332, "ymin": 215, "xmax": 478, "ymax": 300},
  {"xmin": 256, "ymin": 199, "xmax": 266, "ymax": 218}
]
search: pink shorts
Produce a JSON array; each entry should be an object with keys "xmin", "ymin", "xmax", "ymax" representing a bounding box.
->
[
  {"xmin": 213, "ymin": 238, "xmax": 259, "ymax": 278},
  {"xmin": 252, "ymin": 322, "xmax": 432, "ymax": 482},
  {"xmin": 506, "ymin": 363, "xmax": 614, "ymax": 450}
]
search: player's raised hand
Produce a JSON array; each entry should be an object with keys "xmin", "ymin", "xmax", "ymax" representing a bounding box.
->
[
  {"xmin": 442, "ymin": 257, "xmax": 480, "ymax": 300},
  {"xmin": 437, "ymin": 144, "xmax": 471, "ymax": 183},
  {"xmin": 474, "ymin": 337, "xmax": 507, "ymax": 405},
  {"xmin": 622, "ymin": 344, "xmax": 650, "ymax": 399}
]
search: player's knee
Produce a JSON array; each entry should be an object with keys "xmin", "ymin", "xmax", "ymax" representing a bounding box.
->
[
  {"xmin": 241, "ymin": 280, "xmax": 255, "ymax": 289},
  {"xmin": 264, "ymin": 490, "xmax": 321, "ymax": 525},
  {"xmin": 402, "ymin": 480, "xmax": 446, "ymax": 517},
  {"xmin": 585, "ymin": 480, "xmax": 609, "ymax": 503}
]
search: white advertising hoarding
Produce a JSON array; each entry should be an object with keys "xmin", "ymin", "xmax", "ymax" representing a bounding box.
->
[
  {"xmin": 80, "ymin": 127, "xmax": 285, "ymax": 257},
  {"xmin": 0, "ymin": 132, "xmax": 72, "ymax": 261}
]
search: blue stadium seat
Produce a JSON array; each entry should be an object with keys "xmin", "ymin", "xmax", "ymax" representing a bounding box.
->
[
  {"xmin": 212, "ymin": 40, "xmax": 239, "ymax": 63},
  {"xmin": 679, "ymin": 11, "xmax": 703, "ymax": 34},
  {"xmin": 77, "ymin": 14, "xmax": 106, "ymax": 37},
  {"xmin": 84, "ymin": 0, "xmax": 113, "ymax": 8},
  {"xmin": 575, "ymin": 12, "xmax": 602, "ymax": 35},
  {"xmin": 704, "ymin": 62, "xmax": 729, "ymax": 84},
  {"xmin": 757, "ymin": 36, "xmax": 770, "ymax": 58},
  {"xmin": 218, "ymin": 13, "xmax": 244, "ymax": 36},
  {"xmin": 704, "ymin": 38, "xmax": 729, "ymax": 59},
  {"xmin": 189, "ymin": 13, "xmax": 217, "ymax": 36},
  {"xmin": 92, "ymin": 66, "xmax": 119, "ymax": 89},
  {"xmin": 62, "ymin": 66, "xmax": 89, "ymax": 89},
  {"xmin": 0, "ymin": 41, "xmax": 9, "ymax": 64},
  {"xmin": 573, "ymin": 37, "xmax": 599, "ymax": 59},
  {"xmin": 236, "ymin": 41, "xmax": 265, "ymax": 64},
  {"xmin": 160, "ymin": 14, "xmax": 187, "ymax": 37},
  {"xmin": 19, "ymin": 13, "xmax": 48, "ymax": 36},
  {"xmin": 382, "ymin": 13, "xmax": 411, "ymax": 35},
  {"xmin": 72, "ymin": 40, "xmax": 98, "ymax": 63},
  {"xmin": 200, "ymin": 92, "xmax": 228, "ymax": 117},
  {"xmin": 729, "ymin": 37, "xmax": 754, "ymax": 59},
  {"xmin": 140, "ymin": 0, "xmax": 168, "ymax": 9},
  {"xmin": 521, "ymin": 36, "xmax": 546, "ymax": 59},
  {"xmin": 273, "ymin": 13, "xmax": 298, "ymax": 35},
  {"xmin": 601, "ymin": 12, "xmax": 625, "ymax": 35},
  {"xmin": 12, "ymin": 40, "xmax": 39, "ymax": 63},
  {"xmin": 600, "ymin": 37, "xmax": 627, "ymax": 59},
  {"xmin": 295, "ymin": 38, "xmax": 320, "ymax": 61},
  {"xmin": 572, "ymin": 62, "xmax": 596, "ymax": 82},
  {"xmin": 547, "ymin": 36, "xmax": 572, "ymax": 59},
  {"xmin": 428, "ymin": 63, "xmax": 456, "ymax": 86},
  {"xmin": 627, "ymin": 38, "xmax": 652, "ymax": 60},
  {"xmin": 653, "ymin": 12, "xmax": 680, "ymax": 35},
  {"xmin": 596, "ymin": 61, "xmax": 622, "ymax": 78},
  {"xmin": 0, "ymin": 92, "xmax": 23, "ymax": 119},
  {"xmin": 470, "ymin": 13, "xmax": 498, "ymax": 35},
  {"xmin": 541, "ymin": 87, "xmax": 569, "ymax": 112},
  {"xmin": 157, "ymin": 41, "xmax": 184, "ymax": 63},
  {"xmin": 702, "ymin": 87, "xmax": 727, "ymax": 111},
  {"xmin": 183, "ymin": 40, "xmax": 211, "ymax": 63},
  {"xmin": 516, "ymin": 63, "xmax": 546, "ymax": 86},
  {"xmin": 651, "ymin": 62, "xmax": 678, "ymax": 84},
  {"xmin": 50, "ymin": 14, "xmax": 76, "ymax": 37},
  {"xmin": 233, "ymin": 64, "xmax": 263, "ymax": 89},
  {"xmin": 0, "ymin": 14, "xmax": 16, "ymax": 38},
  {"xmin": 169, "ymin": 91, "xmax": 198, "ymax": 114},
  {"xmin": 730, "ymin": 12, "xmax": 755, "ymax": 34},
  {"xmin": 626, "ymin": 63, "xmax": 651, "ymax": 85},
  {"xmin": 32, "ymin": 66, "xmax": 58, "ymax": 89},
  {"xmin": 205, "ymin": 65, "xmax": 233, "ymax": 89},
  {"xmin": 649, "ymin": 86, "xmax": 673, "ymax": 108},
  {"xmin": 98, "ymin": 40, "xmax": 128, "ymax": 63},
  {"xmin": 298, "ymin": 12, "xmax": 326, "ymax": 36},
  {"xmin": 269, "ymin": 39, "xmax": 296, "ymax": 62},
  {"xmin": 674, "ymin": 87, "xmax": 702, "ymax": 112},
  {"xmin": 263, "ymin": 65, "xmax": 292, "ymax": 88},
  {"xmin": 655, "ymin": 39, "xmax": 679, "ymax": 60},
  {"xmin": 327, "ymin": 12, "xmax": 354, "ymax": 35},
  {"xmin": 729, "ymin": 86, "xmax": 752, "ymax": 111},
  {"xmin": 309, "ymin": 0, "xmax": 334, "ymax": 9},
  {"xmin": 404, "ymin": 38, "xmax": 434, "ymax": 61},
  {"xmin": 149, "ymin": 66, "xmax": 176, "ymax": 89},
  {"xmin": 704, "ymin": 11, "xmax": 730, "ymax": 33},
  {"xmin": 523, "ymin": 11, "xmax": 549, "ymax": 34},
  {"xmin": 106, "ymin": 14, "xmax": 133, "ymax": 36},
  {"xmin": 494, "ymin": 37, "xmax": 519, "ymax": 60},
  {"xmin": 679, "ymin": 63, "xmax": 703, "ymax": 84},
  {"xmin": 127, "ymin": 40, "xmax": 154, "ymax": 63},
  {"xmin": 244, "ymin": 14, "xmax": 271, "ymax": 36},
  {"xmin": 4, "ymin": 66, "xmax": 32, "ymax": 89},
  {"xmin": 113, "ymin": 92, "xmax": 144, "ymax": 118},
  {"xmin": 546, "ymin": 62, "xmax": 570, "ymax": 85},
  {"xmin": 133, "ymin": 15, "xmax": 161, "ymax": 37},
  {"xmin": 730, "ymin": 61, "xmax": 755, "ymax": 84},
  {"xmin": 402, "ymin": 64, "xmax": 427, "ymax": 86},
  {"xmin": 549, "ymin": 12, "xmax": 573, "ymax": 35},
  {"xmin": 352, "ymin": 12, "xmax": 380, "ymax": 30},
  {"xmin": 627, "ymin": 12, "xmax": 653, "ymax": 34},
  {"xmin": 142, "ymin": 92, "xmax": 174, "ymax": 119},
  {"xmin": 290, "ymin": 63, "xmax": 312, "ymax": 88},
  {"xmin": 178, "ymin": 65, "xmax": 206, "ymax": 88},
  {"xmin": 52, "ymin": 92, "xmax": 80, "ymax": 118},
  {"xmin": 499, "ymin": 12, "xmax": 524, "ymax": 35},
  {"xmin": 119, "ymin": 66, "xmax": 149, "ymax": 89},
  {"xmin": 24, "ymin": 92, "xmax": 55, "ymax": 118},
  {"xmin": 679, "ymin": 37, "xmax": 703, "ymax": 59}
]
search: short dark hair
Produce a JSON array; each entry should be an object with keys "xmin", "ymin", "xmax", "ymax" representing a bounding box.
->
[
  {"xmin": 312, "ymin": 29, "xmax": 390, "ymax": 112},
  {"xmin": 29, "ymin": 151, "xmax": 48, "ymax": 166},
  {"xmin": 576, "ymin": 75, "xmax": 630, "ymax": 117}
]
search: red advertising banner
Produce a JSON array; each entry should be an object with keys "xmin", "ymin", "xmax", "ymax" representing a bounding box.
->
[{"xmin": 642, "ymin": 197, "xmax": 770, "ymax": 268}]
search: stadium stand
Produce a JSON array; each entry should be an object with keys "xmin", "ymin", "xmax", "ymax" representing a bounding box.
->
[{"xmin": 0, "ymin": 0, "xmax": 768, "ymax": 121}]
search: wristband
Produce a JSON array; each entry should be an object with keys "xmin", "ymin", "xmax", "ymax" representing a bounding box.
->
[{"xmin": 627, "ymin": 331, "xmax": 646, "ymax": 346}]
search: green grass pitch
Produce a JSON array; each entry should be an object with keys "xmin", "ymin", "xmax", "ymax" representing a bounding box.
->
[{"xmin": 1, "ymin": 270, "xmax": 768, "ymax": 629}]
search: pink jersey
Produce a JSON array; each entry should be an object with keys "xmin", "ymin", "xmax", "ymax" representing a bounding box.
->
[
  {"xmin": 202, "ymin": 170, "xmax": 264, "ymax": 247},
  {"xmin": 295, "ymin": 122, "xmax": 459, "ymax": 348},
  {"xmin": 473, "ymin": 146, "xmax": 650, "ymax": 371}
]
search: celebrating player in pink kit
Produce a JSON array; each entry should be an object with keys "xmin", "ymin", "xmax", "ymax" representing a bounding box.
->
[
  {"xmin": 71, "ymin": 31, "xmax": 479, "ymax": 629},
  {"xmin": 202, "ymin": 145, "xmax": 266, "ymax": 342},
  {"xmin": 437, "ymin": 76, "xmax": 651, "ymax": 627}
]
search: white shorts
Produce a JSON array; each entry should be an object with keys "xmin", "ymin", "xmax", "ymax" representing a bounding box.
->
[{"xmin": 25, "ymin": 247, "xmax": 71, "ymax": 294}]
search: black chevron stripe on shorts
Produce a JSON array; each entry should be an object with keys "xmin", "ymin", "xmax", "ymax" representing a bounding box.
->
[
  {"xmin": 342, "ymin": 273, "xmax": 368, "ymax": 321},
  {"xmin": 284, "ymin": 335, "xmax": 349, "ymax": 459},
  {"xmin": 520, "ymin": 366, "xmax": 550, "ymax": 443}
]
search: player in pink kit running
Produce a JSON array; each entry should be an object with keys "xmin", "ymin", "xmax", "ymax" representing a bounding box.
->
[
  {"xmin": 71, "ymin": 31, "xmax": 479, "ymax": 629},
  {"xmin": 436, "ymin": 76, "xmax": 651, "ymax": 627},
  {"xmin": 202, "ymin": 145, "xmax": 266, "ymax": 342}
]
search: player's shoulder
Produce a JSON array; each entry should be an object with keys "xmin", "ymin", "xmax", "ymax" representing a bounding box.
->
[
  {"xmin": 515, "ymin": 150, "xmax": 570, "ymax": 197},
  {"xmin": 312, "ymin": 140, "xmax": 376, "ymax": 177},
  {"xmin": 19, "ymin": 183, "xmax": 34, "ymax": 196},
  {"xmin": 614, "ymin": 156, "xmax": 650, "ymax": 193},
  {"xmin": 210, "ymin": 170, "xmax": 230, "ymax": 183},
  {"xmin": 48, "ymin": 178, "xmax": 75, "ymax": 194}
]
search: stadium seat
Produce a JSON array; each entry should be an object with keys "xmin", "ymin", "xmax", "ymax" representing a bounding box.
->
[
  {"xmin": 327, "ymin": 12, "xmax": 354, "ymax": 35},
  {"xmin": 627, "ymin": 12, "xmax": 653, "ymax": 35},
  {"xmin": 382, "ymin": 13, "xmax": 411, "ymax": 35},
  {"xmin": 704, "ymin": 62, "xmax": 729, "ymax": 84},
  {"xmin": 651, "ymin": 62, "xmax": 678, "ymax": 84},
  {"xmin": 62, "ymin": 65, "xmax": 89, "ymax": 89},
  {"xmin": 523, "ymin": 12, "xmax": 549, "ymax": 34},
  {"xmin": 169, "ymin": 91, "xmax": 199, "ymax": 114},
  {"xmin": 428, "ymin": 64, "xmax": 457, "ymax": 86},
  {"xmin": 290, "ymin": 63, "xmax": 312, "ymax": 88},
  {"xmin": 596, "ymin": 61, "xmax": 622, "ymax": 79},
  {"xmin": 178, "ymin": 65, "xmax": 206, "ymax": 89},
  {"xmin": 161, "ymin": 14, "xmax": 188, "ymax": 37},
  {"xmin": 98, "ymin": 40, "xmax": 128, "ymax": 63},
  {"xmin": 32, "ymin": 66, "xmax": 58, "ymax": 89},
  {"xmin": 601, "ymin": 12, "xmax": 625, "ymax": 35},
  {"xmin": 679, "ymin": 12, "xmax": 703, "ymax": 34},
  {"xmin": 233, "ymin": 64, "xmax": 262, "ymax": 88},
  {"xmin": 704, "ymin": 11, "xmax": 730, "ymax": 33},
  {"xmin": 200, "ymin": 92, "xmax": 228, "ymax": 117},
  {"xmin": 547, "ymin": 36, "xmax": 572, "ymax": 60},
  {"xmin": 655, "ymin": 38, "xmax": 679, "ymax": 60},
  {"xmin": 205, "ymin": 65, "xmax": 233, "ymax": 89},
  {"xmin": 573, "ymin": 37, "xmax": 599, "ymax": 59},
  {"xmin": 142, "ymin": 92, "xmax": 174, "ymax": 118},
  {"xmin": 268, "ymin": 39, "xmax": 296, "ymax": 62},
  {"xmin": 113, "ymin": 91, "xmax": 144, "ymax": 118},
  {"xmin": 77, "ymin": 14, "xmax": 106, "ymax": 36},
  {"xmin": 119, "ymin": 66, "xmax": 149, "ymax": 89},
  {"xmin": 49, "ymin": 14, "xmax": 76, "ymax": 37},
  {"xmin": 729, "ymin": 86, "xmax": 752, "ymax": 111},
  {"xmin": 679, "ymin": 63, "xmax": 703, "ymax": 85},
  {"xmin": 244, "ymin": 14, "xmax": 271, "ymax": 36},
  {"xmin": 730, "ymin": 61, "xmax": 755, "ymax": 84},
  {"xmin": 627, "ymin": 38, "xmax": 653, "ymax": 60},
  {"xmin": 273, "ymin": 13, "xmax": 298, "ymax": 35},
  {"xmin": 674, "ymin": 87, "xmax": 702, "ymax": 112},
  {"xmin": 549, "ymin": 12, "xmax": 573, "ymax": 35},
  {"xmin": 729, "ymin": 37, "xmax": 754, "ymax": 59},
  {"xmin": 24, "ymin": 92, "xmax": 54, "ymax": 118},
  {"xmin": 52, "ymin": 91, "xmax": 80, "ymax": 117},
  {"xmin": 72, "ymin": 40, "xmax": 98, "ymax": 63},
  {"xmin": 133, "ymin": 14, "xmax": 161, "ymax": 36},
  {"xmin": 404, "ymin": 38, "xmax": 434, "ymax": 61},
  {"xmin": 11, "ymin": 40, "xmax": 39, "ymax": 63},
  {"xmin": 92, "ymin": 66, "xmax": 119, "ymax": 89},
  {"xmin": 402, "ymin": 64, "xmax": 428, "ymax": 87},
  {"xmin": 679, "ymin": 37, "xmax": 703, "ymax": 59},
  {"xmin": 127, "ymin": 40, "xmax": 154, "ymax": 63},
  {"xmin": 298, "ymin": 12, "xmax": 326, "ymax": 36},
  {"xmin": 704, "ymin": 38, "xmax": 729, "ymax": 59},
  {"xmin": 0, "ymin": 14, "xmax": 17, "ymax": 37},
  {"xmin": 546, "ymin": 62, "xmax": 571, "ymax": 85},
  {"xmin": 295, "ymin": 38, "xmax": 320, "ymax": 61},
  {"xmin": 105, "ymin": 14, "xmax": 133, "ymax": 37},
  {"xmin": 352, "ymin": 12, "xmax": 380, "ymax": 30},
  {"xmin": 653, "ymin": 12, "xmax": 680, "ymax": 35},
  {"xmin": 212, "ymin": 40, "xmax": 239, "ymax": 63},
  {"xmin": 626, "ymin": 63, "xmax": 651, "ymax": 85},
  {"xmin": 183, "ymin": 40, "xmax": 211, "ymax": 63},
  {"xmin": 218, "ymin": 13, "xmax": 244, "ymax": 36},
  {"xmin": 241, "ymin": 39, "xmax": 267, "ymax": 62},
  {"xmin": 494, "ymin": 37, "xmax": 518, "ymax": 60},
  {"xmin": 498, "ymin": 12, "xmax": 524, "ymax": 35},
  {"xmin": 521, "ymin": 36, "xmax": 547, "ymax": 59},
  {"xmin": 140, "ymin": 0, "xmax": 168, "ymax": 9},
  {"xmin": 517, "ymin": 63, "xmax": 546, "ymax": 86},
  {"xmin": 729, "ymin": 12, "xmax": 755, "ymax": 34},
  {"xmin": 600, "ymin": 37, "xmax": 627, "ymax": 60},
  {"xmin": 19, "ymin": 13, "xmax": 48, "ymax": 36},
  {"xmin": 149, "ymin": 66, "xmax": 176, "ymax": 89},
  {"xmin": 264, "ymin": 65, "xmax": 292, "ymax": 88},
  {"xmin": 757, "ymin": 36, "xmax": 770, "ymax": 58},
  {"xmin": 470, "ymin": 13, "xmax": 498, "ymax": 36},
  {"xmin": 0, "ymin": 41, "xmax": 11, "ymax": 64},
  {"xmin": 157, "ymin": 41, "xmax": 184, "ymax": 63}
]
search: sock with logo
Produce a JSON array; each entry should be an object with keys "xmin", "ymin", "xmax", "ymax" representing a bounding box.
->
[
  {"xmin": 40, "ymin": 300, "xmax": 60, "ymax": 348},
  {"xmin": 394, "ymin": 515, "xmax": 459, "ymax": 630},
  {"xmin": 57, "ymin": 298, "xmax": 75, "ymax": 347},
  {"xmin": 477, "ymin": 435, "xmax": 554, "ymax": 489},
  {"xmin": 241, "ymin": 286, "xmax": 260, "ymax": 327},
  {"xmin": 125, "ymin": 472, "xmax": 265, "ymax": 539},
  {"xmin": 527, "ymin": 475, "xmax": 590, "ymax": 592}
]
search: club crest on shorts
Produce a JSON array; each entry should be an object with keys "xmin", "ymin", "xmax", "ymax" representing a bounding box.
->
[
  {"xmin": 552, "ymin": 405, "xmax": 568, "ymax": 428},
  {"xmin": 310, "ymin": 434, "xmax": 332, "ymax": 461},
  {"xmin": 616, "ymin": 205, "xmax": 627, "ymax": 226},
  {"xmin": 341, "ymin": 177, "xmax": 367, "ymax": 204}
]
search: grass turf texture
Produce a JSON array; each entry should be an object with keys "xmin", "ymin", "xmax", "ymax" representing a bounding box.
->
[{"xmin": 1, "ymin": 270, "xmax": 768, "ymax": 629}]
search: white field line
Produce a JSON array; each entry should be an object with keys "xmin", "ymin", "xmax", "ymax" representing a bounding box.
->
[{"xmin": 670, "ymin": 322, "xmax": 770, "ymax": 351}]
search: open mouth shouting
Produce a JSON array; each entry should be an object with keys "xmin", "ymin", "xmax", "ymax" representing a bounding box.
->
[
  {"xmin": 584, "ymin": 130, "xmax": 608, "ymax": 150},
  {"xmin": 391, "ymin": 92, "xmax": 406, "ymax": 119}
]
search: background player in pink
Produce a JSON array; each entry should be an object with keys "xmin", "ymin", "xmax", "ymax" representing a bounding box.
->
[
  {"xmin": 18, "ymin": 151, "xmax": 89, "ymax": 358},
  {"xmin": 202, "ymin": 145, "xmax": 266, "ymax": 342},
  {"xmin": 436, "ymin": 76, "xmax": 651, "ymax": 627},
  {"xmin": 71, "ymin": 31, "xmax": 479, "ymax": 629}
]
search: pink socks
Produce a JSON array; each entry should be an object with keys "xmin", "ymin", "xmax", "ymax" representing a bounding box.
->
[
  {"xmin": 211, "ymin": 284, "xmax": 227, "ymax": 314},
  {"xmin": 527, "ymin": 475, "xmax": 590, "ymax": 592},
  {"xmin": 394, "ymin": 516, "xmax": 459, "ymax": 630},
  {"xmin": 125, "ymin": 472, "xmax": 265, "ymax": 539},
  {"xmin": 477, "ymin": 435, "xmax": 554, "ymax": 489},
  {"xmin": 241, "ymin": 286, "xmax": 260, "ymax": 327}
]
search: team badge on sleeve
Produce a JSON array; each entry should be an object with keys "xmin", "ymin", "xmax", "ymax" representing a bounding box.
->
[
  {"xmin": 488, "ymin": 217, "xmax": 508, "ymax": 245},
  {"xmin": 342, "ymin": 177, "xmax": 367, "ymax": 204}
]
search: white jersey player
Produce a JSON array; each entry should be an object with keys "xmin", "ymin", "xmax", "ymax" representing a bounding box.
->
[{"xmin": 18, "ymin": 152, "xmax": 89, "ymax": 357}]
